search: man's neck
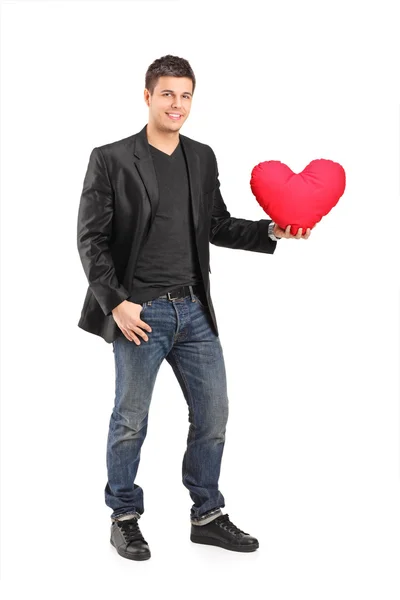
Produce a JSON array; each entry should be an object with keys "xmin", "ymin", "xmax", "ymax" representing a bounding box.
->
[{"xmin": 146, "ymin": 122, "xmax": 180, "ymax": 152}]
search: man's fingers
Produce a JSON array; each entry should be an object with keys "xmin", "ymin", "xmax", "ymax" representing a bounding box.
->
[
  {"xmin": 126, "ymin": 323, "xmax": 152, "ymax": 343},
  {"xmin": 119, "ymin": 322, "xmax": 151, "ymax": 344},
  {"xmin": 123, "ymin": 329, "xmax": 142, "ymax": 344},
  {"xmin": 294, "ymin": 227, "xmax": 302, "ymax": 238},
  {"xmin": 284, "ymin": 225, "xmax": 312, "ymax": 239},
  {"xmin": 122, "ymin": 329, "xmax": 137, "ymax": 343},
  {"xmin": 139, "ymin": 319, "xmax": 152, "ymax": 332},
  {"xmin": 134, "ymin": 326, "xmax": 149, "ymax": 342}
]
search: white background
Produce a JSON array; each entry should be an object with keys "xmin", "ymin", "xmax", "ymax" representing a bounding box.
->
[{"xmin": 1, "ymin": 0, "xmax": 400, "ymax": 597}]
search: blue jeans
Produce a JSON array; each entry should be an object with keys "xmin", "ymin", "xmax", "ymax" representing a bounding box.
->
[{"xmin": 104, "ymin": 287, "xmax": 229, "ymax": 525}]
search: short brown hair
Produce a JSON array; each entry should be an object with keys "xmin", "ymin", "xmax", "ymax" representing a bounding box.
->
[{"xmin": 145, "ymin": 55, "xmax": 196, "ymax": 96}]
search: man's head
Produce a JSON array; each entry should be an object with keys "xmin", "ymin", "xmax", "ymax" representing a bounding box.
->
[{"xmin": 144, "ymin": 55, "xmax": 195, "ymax": 134}]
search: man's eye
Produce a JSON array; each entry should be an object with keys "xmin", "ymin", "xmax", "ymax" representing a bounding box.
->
[{"xmin": 163, "ymin": 93, "xmax": 190, "ymax": 99}]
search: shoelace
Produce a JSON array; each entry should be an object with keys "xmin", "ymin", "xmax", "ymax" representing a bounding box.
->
[
  {"xmin": 213, "ymin": 513, "xmax": 249, "ymax": 535},
  {"xmin": 117, "ymin": 518, "xmax": 147, "ymax": 544}
]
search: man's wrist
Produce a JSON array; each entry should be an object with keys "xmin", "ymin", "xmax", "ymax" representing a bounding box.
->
[{"xmin": 268, "ymin": 221, "xmax": 280, "ymax": 241}]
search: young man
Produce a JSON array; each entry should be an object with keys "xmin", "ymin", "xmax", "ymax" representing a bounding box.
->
[{"xmin": 77, "ymin": 54, "xmax": 311, "ymax": 561}]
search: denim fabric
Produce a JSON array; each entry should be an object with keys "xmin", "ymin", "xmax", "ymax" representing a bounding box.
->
[{"xmin": 104, "ymin": 289, "xmax": 229, "ymax": 523}]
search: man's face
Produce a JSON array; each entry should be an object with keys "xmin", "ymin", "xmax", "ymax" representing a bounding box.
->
[{"xmin": 145, "ymin": 76, "xmax": 193, "ymax": 132}]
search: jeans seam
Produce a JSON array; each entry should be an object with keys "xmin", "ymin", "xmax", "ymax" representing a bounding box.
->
[
  {"xmin": 169, "ymin": 349, "xmax": 195, "ymax": 481},
  {"xmin": 169, "ymin": 350, "xmax": 224, "ymax": 522}
]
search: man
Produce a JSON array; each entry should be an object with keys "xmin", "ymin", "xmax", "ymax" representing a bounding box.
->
[{"xmin": 77, "ymin": 55, "xmax": 311, "ymax": 561}]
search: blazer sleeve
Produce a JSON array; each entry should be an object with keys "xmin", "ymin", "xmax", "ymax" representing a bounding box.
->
[
  {"xmin": 77, "ymin": 147, "xmax": 130, "ymax": 316},
  {"xmin": 209, "ymin": 150, "xmax": 277, "ymax": 254}
]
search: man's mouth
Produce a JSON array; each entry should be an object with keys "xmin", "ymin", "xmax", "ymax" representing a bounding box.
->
[{"xmin": 166, "ymin": 113, "xmax": 182, "ymax": 121}]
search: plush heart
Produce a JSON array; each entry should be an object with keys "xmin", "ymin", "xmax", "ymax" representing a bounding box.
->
[{"xmin": 250, "ymin": 159, "xmax": 346, "ymax": 236}]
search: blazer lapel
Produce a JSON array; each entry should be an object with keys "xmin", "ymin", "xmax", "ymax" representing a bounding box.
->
[
  {"xmin": 180, "ymin": 134, "xmax": 201, "ymax": 231},
  {"xmin": 132, "ymin": 123, "xmax": 201, "ymax": 232}
]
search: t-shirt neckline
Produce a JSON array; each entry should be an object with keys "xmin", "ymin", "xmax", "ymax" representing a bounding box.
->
[{"xmin": 149, "ymin": 140, "xmax": 180, "ymax": 158}]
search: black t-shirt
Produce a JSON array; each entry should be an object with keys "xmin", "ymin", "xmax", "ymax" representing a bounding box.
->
[{"xmin": 127, "ymin": 140, "xmax": 204, "ymax": 304}]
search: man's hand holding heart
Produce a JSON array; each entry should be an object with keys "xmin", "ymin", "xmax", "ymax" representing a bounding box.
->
[{"xmin": 274, "ymin": 223, "xmax": 312, "ymax": 240}]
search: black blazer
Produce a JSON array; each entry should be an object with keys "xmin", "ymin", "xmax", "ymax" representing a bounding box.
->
[{"xmin": 77, "ymin": 123, "xmax": 277, "ymax": 343}]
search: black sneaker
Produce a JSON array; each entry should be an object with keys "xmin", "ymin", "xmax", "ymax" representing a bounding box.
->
[
  {"xmin": 190, "ymin": 513, "xmax": 259, "ymax": 552},
  {"xmin": 110, "ymin": 516, "xmax": 151, "ymax": 560}
]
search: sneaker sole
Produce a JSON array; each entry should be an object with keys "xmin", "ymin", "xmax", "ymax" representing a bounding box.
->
[
  {"xmin": 190, "ymin": 533, "xmax": 259, "ymax": 552},
  {"xmin": 110, "ymin": 537, "xmax": 151, "ymax": 560}
]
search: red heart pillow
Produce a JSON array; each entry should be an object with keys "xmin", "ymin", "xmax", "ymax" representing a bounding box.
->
[{"xmin": 250, "ymin": 159, "xmax": 346, "ymax": 236}]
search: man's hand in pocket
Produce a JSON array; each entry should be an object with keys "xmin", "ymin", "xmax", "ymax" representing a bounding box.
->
[{"xmin": 111, "ymin": 300, "xmax": 152, "ymax": 344}]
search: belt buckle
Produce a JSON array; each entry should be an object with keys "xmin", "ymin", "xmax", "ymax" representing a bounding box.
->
[{"xmin": 167, "ymin": 290, "xmax": 180, "ymax": 301}]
